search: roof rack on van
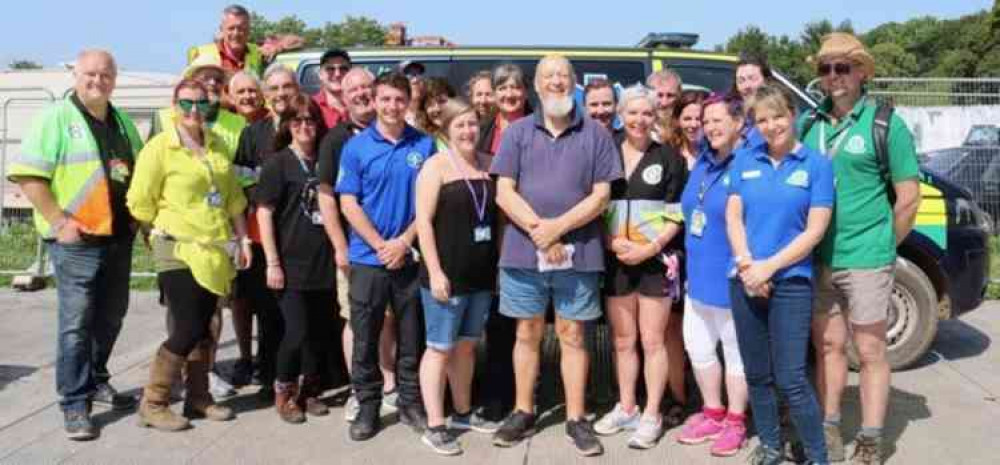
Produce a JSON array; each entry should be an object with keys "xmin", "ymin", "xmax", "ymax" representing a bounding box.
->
[{"xmin": 636, "ymin": 33, "xmax": 699, "ymax": 49}]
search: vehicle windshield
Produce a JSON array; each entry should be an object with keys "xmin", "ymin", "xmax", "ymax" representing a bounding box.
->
[
  {"xmin": 963, "ymin": 126, "xmax": 1000, "ymax": 146},
  {"xmin": 922, "ymin": 148, "xmax": 968, "ymax": 176}
]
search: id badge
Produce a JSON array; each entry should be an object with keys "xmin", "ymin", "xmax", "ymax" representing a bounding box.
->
[
  {"xmin": 311, "ymin": 211, "xmax": 324, "ymax": 225},
  {"xmin": 690, "ymin": 208, "xmax": 706, "ymax": 237},
  {"xmin": 206, "ymin": 190, "xmax": 223, "ymax": 208},
  {"xmin": 473, "ymin": 225, "xmax": 492, "ymax": 243}
]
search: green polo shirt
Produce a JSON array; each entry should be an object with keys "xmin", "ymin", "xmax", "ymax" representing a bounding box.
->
[{"xmin": 799, "ymin": 94, "xmax": 920, "ymax": 269}]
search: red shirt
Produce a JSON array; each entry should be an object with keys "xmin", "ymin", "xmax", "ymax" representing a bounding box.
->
[
  {"xmin": 491, "ymin": 111, "xmax": 524, "ymax": 155},
  {"xmin": 218, "ymin": 41, "xmax": 246, "ymax": 73},
  {"xmin": 312, "ymin": 92, "xmax": 347, "ymax": 129}
]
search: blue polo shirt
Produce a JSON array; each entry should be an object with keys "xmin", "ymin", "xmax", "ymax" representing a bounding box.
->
[
  {"xmin": 336, "ymin": 124, "xmax": 435, "ymax": 266},
  {"xmin": 681, "ymin": 146, "xmax": 738, "ymax": 308},
  {"xmin": 727, "ymin": 143, "xmax": 834, "ymax": 281}
]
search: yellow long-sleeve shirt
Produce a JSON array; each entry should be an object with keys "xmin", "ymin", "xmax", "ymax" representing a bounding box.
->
[{"xmin": 127, "ymin": 127, "xmax": 247, "ymax": 296}]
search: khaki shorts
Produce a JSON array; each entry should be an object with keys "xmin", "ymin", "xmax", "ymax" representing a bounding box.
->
[
  {"xmin": 813, "ymin": 264, "xmax": 894, "ymax": 325},
  {"xmin": 337, "ymin": 268, "xmax": 392, "ymax": 321}
]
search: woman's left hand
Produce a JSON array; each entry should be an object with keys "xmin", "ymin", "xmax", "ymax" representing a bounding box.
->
[
  {"xmin": 617, "ymin": 241, "xmax": 658, "ymax": 266},
  {"xmin": 740, "ymin": 260, "xmax": 776, "ymax": 290}
]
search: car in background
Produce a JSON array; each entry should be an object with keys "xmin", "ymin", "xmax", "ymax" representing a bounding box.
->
[
  {"xmin": 273, "ymin": 44, "xmax": 992, "ymax": 370},
  {"xmin": 922, "ymin": 125, "xmax": 1000, "ymax": 230}
]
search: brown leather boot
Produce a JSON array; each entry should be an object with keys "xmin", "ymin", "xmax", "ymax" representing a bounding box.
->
[
  {"xmin": 138, "ymin": 346, "xmax": 191, "ymax": 431},
  {"xmin": 299, "ymin": 374, "xmax": 330, "ymax": 416},
  {"xmin": 182, "ymin": 340, "xmax": 234, "ymax": 421},
  {"xmin": 275, "ymin": 381, "xmax": 306, "ymax": 424}
]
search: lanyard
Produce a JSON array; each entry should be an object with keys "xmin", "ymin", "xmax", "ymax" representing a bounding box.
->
[
  {"xmin": 290, "ymin": 148, "xmax": 317, "ymax": 180},
  {"xmin": 444, "ymin": 149, "xmax": 488, "ymax": 224},
  {"xmin": 697, "ymin": 154, "xmax": 733, "ymax": 205},
  {"xmin": 819, "ymin": 121, "xmax": 855, "ymax": 159}
]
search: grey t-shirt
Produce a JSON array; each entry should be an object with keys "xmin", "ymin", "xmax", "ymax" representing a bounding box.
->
[{"xmin": 489, "ymin": 109, "xmax": 622, "ymax": 272}]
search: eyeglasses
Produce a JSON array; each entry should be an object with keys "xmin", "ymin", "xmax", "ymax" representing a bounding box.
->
[
  {"xmin": 289, "ymin": 116, "xmax": 318, "ymax": 128},
  {"xmin": 817, "ymin": 62, "xmax": 853, "ymax": 77},
  {"xmin": 177, "ymin": 99, "xmax": 215, "ymax": 115},
  {"xmin": 323, "ymin": 64, "xmax": 350, "ymax": 75}
]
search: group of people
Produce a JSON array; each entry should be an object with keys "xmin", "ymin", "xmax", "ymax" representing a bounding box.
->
[{"xmin": 10, "ymin": 4, "xmax": 922, "ymax": 465}]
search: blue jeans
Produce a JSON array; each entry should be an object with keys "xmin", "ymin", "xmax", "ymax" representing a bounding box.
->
[
  {"xmin": 420, "ymin": 289, "xmax": 492, "ymax": 351},
  {"xmin": 48, "ymin": 238, "xmax": 133, "ymax": 412},
  {"xmin": 497, "ymin": 268, "xmax": 601, "ymax": 321},
  {"xmin": 729, "ymin": 277, "xmax": 828, "ymax": 464}
]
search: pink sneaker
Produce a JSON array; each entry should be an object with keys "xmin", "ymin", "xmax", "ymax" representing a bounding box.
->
[
  {"xmin": 710, "ymin": 419, "xmax": 747, "ymax": 456},
  {"xmin": 677, "ymin": 412, "xmax": 724, "ymax": 444}
]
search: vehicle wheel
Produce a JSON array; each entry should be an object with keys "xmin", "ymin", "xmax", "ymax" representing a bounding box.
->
[{"xmin": 847, "ymin": 257, "xmax": 938, "ymax": 371}]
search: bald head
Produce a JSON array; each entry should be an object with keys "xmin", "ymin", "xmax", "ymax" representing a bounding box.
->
[
  {"xmin": 342, "ymin": 67, "xmax": 375, "ymax": 123},
  {"xmin": 228, "ymin": 71, "xmax": 263, "ymax": 118},
  {"xmin": 73, "ymin": 49, "xmax": 117, "ymax": 108}
]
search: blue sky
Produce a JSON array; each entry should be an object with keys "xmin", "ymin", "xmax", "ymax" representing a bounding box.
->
[{"xmin": 0, "ymin": 0, "xmax": 990, "ymax": 73}]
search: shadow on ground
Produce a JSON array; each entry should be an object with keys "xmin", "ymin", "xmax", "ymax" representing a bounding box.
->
[{"xmin": 0, "ymin": 365, "xmax": 37, "ymax": 391}]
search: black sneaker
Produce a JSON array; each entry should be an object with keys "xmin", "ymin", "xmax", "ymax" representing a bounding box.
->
[
  {"xmin": 398, "ymin": 404, "xmax": 428, "ymax": 433},
  {"xmin": 565, "ymin": 419, "xmax": 603, "ymax": 456},
  {"xmin": 64, "ymin": 410, "xmax": 96, "ymax": 441},
  {"xmin": 349, "ymin": 403, "xmax": 381, "ymax": 441},
  {"xmin": 231, "ymin": 359, "xmax": 254, "ymax": 387},
  {"xmin": 92, "ymin": 383, "xmax": 136, "ymax": 411},
  {"xmin": 492, "ymin": 410, "xmax": 536, "ymax": 447}
]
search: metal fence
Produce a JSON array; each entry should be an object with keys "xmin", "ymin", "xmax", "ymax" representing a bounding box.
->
[{"xmin": 0, "ymin": 84, "xmax": 173, "ymax": 279}]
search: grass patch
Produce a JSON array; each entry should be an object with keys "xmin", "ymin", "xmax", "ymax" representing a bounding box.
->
[{"xmin": 988, "ymin": 236, "xmax": 1000, "ymax": 300}]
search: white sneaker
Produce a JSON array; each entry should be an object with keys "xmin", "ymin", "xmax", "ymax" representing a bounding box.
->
[
  {"xmin": 627, "ymin": 415, "xmax": 663, "ymax": 449},
  {"xmin": 593, "ymin": 403, "xmax": 640, "ymax": 436},
  {"xmin": 344, "ymin": 394, "xmax": 360, "ymax": 422},
  {"xmin": 209, "ymin": 371, "xmax": 236, "ymax": 399}
]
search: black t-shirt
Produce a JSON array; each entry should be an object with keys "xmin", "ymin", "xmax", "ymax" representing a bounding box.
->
[
  {"xmin": 234, "ymin": 116, "xmax": 278, "ymax": 175},
  {"xmin": 71, "ymin": 94, "xmax": 134, "ymax": 239},
  {"xmin": 317, "ymin": 120, "xmax": 365, "ymax": 238},
  {"xmin": 254, "ymin": 148, "xmax": 334, "ymax": 290}
]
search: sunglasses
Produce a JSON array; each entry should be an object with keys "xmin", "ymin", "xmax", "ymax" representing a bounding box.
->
[
  {"xmin": 177, "ymin": 99, "xmax": 215, "ymax": 115},
  {"xmin": 289, "ymin": 116, "xmax": 318, "ymax": 128},
  {"xmin": 323, "ymin": 64, "xmax": 350, "ymax": 74},
  {"xmin": 817, "ymin": 62, "xmax": 853, "ymax": 77}
]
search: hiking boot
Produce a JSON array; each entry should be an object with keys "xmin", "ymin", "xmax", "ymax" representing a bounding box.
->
[
  {"xmin": 492, "ymin": 410, "xmax": 536, "ymax": 447},
  {"xmin": 451, "ymin": 410, "xmax": 501, "ymax": 434},
  {"xmin": 92, "ymin": 383, "xmax": 136, "ymax": 411},
  {"xmin": 677, "ymin": 411, "xmax": 725, "ymax": 444},
  {"xmin": 422, "ymin": 426, "xmax": 462, "ymax": 456},
  {"xmin": 851, "ymin": 434, "xmax": 883, "ymax": 465},
  {"xmin": 398, "ymin": 404, "xmax": 428, "ymax": 433},
  {"xmin": 627, "ymin": 415, "xmax": 662, "ymax": 450},
  {"xmin": 138, "ymin": 346, "xmax": 191, "ymax": 432},
  {"xmin": 748, "ymin": 444, "xmax": 784, "ymax": 465},
  {"xmin": 710, "ymin": 417, "xmax": 747, "ymax": 456},
  {"xmin": 299, "ymin": 375, "xmax": 329, "ymax": 416},
  {"xmin": 64, "ymin": 410, "xmax": 97, "ymax": 441},
  {"xmin": 565, "ymin": 418, "xmax": 604, "ymax": 456},
  {"xmin": 825, "ymin": 423, "xmax": 846, "ymax": 462},
  {"xmin": 593, "ymin": 402, "xmax": 640, "ymax": 436},
  {"xmin": 183, "ymin": 342, "xmax": 235, "ymax": 422},
  {"xmin": 349, "ymin": 403, "xmax": 381, "ymax": 441},
  {"xmin": 344, "ymin": 394, "xmax": 360, "ymax": 422},
  {"xmin": 274, "ymin": 381, "xmax": 305, "ymax": 424}
]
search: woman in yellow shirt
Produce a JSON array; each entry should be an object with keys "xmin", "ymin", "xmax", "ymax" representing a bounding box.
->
[{"xmin": 127, "ymin": 79, "xmax": 251, "ymax": 432}]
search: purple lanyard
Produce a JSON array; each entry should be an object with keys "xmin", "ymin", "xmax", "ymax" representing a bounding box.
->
[{"xmin": 444, "ymin": 150, "xmax": 488, "ymax": 224}]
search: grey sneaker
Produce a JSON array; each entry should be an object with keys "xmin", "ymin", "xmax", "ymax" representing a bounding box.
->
[
  {"xmin": 593, "ymin": 403, "xmax": 640, "ymax": 436},
  {"xmin": 64, "ymin": 410, "xmax": 96, "ymax": 441},
  {"xmin": 422, "ymin": 427, "xmax": 462, "ymax": 455},
  {"xmin": 825, "ymin": 423, "xmax": 846, "ymax": 462},
  {"xmin": 381, "ymin": 389, "xmax": 399, "ymax": 414},
  {"xmin": 344, "ymin": 394, "xmax": 360, "ymax": 422},
  {"xmin": 92, "ymin": 383, "xmax": 136, "ymax": 411},
  {"xmin": 451, "ymin": 411, "xmax": 501, "ymax": 434},
  {"xmin": 850, "ymin": 434, "xmax": 883, "ymax": 465},
  {"xmin": 209, "ymin": 371, "xmax": 236, "ymax": 399},
  {"xmin": 627, "ymin": 415, "xmax": 663, "ymax": 450},
  {"xmin": 749, "ymin": 444, "xmax": 784, "ymax": 465},
  {"xmin": 565, "ymin": 419, "xmax": 604, "ymax": 456}
]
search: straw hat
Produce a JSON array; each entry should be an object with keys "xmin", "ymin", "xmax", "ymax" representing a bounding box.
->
[{"xmin": 809, "ymin": 32, "xmax": 876, "ymax": 79}]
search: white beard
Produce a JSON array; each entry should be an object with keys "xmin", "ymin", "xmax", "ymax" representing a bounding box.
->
[{"xmin": 542, "ymin": 95, "xmax": 574, "ymax": 118}]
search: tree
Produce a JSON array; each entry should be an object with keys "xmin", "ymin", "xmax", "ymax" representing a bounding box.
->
[
  {"xmin": 870, "ymin": 42, "xmax": 919, "ymax": 77},
  {"xmin": 9, "ymin": 59, "xmax": 42, "ymax": 70},
  {"xmin": 249, "ymin": 12, "xmax": 385, "ymax": 49}
]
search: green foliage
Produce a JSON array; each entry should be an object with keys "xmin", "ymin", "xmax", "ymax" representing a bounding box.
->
[
  {"xmin": 9, "ymin": 59, "xmax": 42, "ymax": 70},
  {"xmin": 724, "ymin": 9, "xmax": 997, "ymax": 87},
  {"xmin": 249, "ymin": 12, "xmax": 385, "ymax": 50}
]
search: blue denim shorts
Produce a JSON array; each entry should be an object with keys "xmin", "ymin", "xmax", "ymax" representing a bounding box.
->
[
  {"xmin": 498, "ymin": 268, "xmax": 601, "ymax": 321},
  {"xmin": 420, "ymin": 289, "xmax": 492, "ymax": 351}
]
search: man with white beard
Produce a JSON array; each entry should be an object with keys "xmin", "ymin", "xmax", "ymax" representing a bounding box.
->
[{"xmin": 489, "ymin": 55, "xmax": 622, "ymax": 456}]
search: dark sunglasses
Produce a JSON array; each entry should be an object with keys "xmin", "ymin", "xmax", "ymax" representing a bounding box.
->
[
  {"xmin": 817, "ymin": 62, "xmax": 853, "ymax": 77},
  {"xmin": 323, "ymin": 64, "xmax": 350, "ymax": 74},
  {"xmin": 289, "ymin": 116, "xmax": 318, "ymax": 127},
  {"xmin": 177, "ymin": 99, "xmax": 215, "ymax": 115}
]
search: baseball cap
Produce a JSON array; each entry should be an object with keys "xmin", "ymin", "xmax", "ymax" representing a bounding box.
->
[
  {"xmin": 398, "ymin": 60, "xmax": 426, "ymax": 76},
  {"xmin": 320, "ymin": 48, "xmax": 352, "ymax": 66}
]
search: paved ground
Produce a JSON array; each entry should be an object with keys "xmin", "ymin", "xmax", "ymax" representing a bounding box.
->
[{"xmin": 0, "ymin": 290, "xmax": 997, "ymax": 464}]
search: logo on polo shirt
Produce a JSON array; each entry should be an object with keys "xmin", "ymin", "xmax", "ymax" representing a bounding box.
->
[
  {"xmin": 741, "ymin": 170, "xmax": 761, "ymax": 180},
  {"xmin": 406, "ymin": 151, "xmax": 424, "ymax": 169},
  {"xmin": 642, "ymin": 164, "xmax": 663, "ymax": 185},
  {"xmin": 845, "ymin": 135, "xmax": 866, "ymax": 155},
  {"xmin": 68, "ymin": 123, "xmax": 85, "ymax": 139},
  {"xmin": 786, "ymin": 169, "xmax": 810, "ymax": 188}
]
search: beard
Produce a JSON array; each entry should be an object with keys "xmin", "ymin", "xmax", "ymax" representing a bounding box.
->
[{"xmin": 542, "ymin": 95, "xmax": 574, "ymax": 118}]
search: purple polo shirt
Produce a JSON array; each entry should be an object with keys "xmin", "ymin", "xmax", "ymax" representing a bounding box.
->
[{"xmin": 490, "ymin": 108, "xmax": 622, "ymax": 272}]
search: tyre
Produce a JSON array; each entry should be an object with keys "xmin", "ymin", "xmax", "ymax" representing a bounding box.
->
[{"xmin": 847, "ymin": 257, "xmax": 939, "ymax": 371}]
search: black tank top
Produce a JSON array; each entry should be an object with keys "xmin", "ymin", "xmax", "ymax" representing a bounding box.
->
[{"xmin": 419, "ymin": 178, "xmax": 498, "ymax": 294}]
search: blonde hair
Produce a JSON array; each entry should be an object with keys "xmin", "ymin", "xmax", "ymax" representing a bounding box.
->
[
  {"xmin": 438, "ymin": 98, "xmax": 477, "ymax": 143},
  {"xmin": 748, "ymin": 84, "xmax": 796, "ymax": 119}
]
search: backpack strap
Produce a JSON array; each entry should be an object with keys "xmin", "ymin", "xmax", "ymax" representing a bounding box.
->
[{"xmin": 872, "ymin": 100, "xmax": 896, "ymax": 205}]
